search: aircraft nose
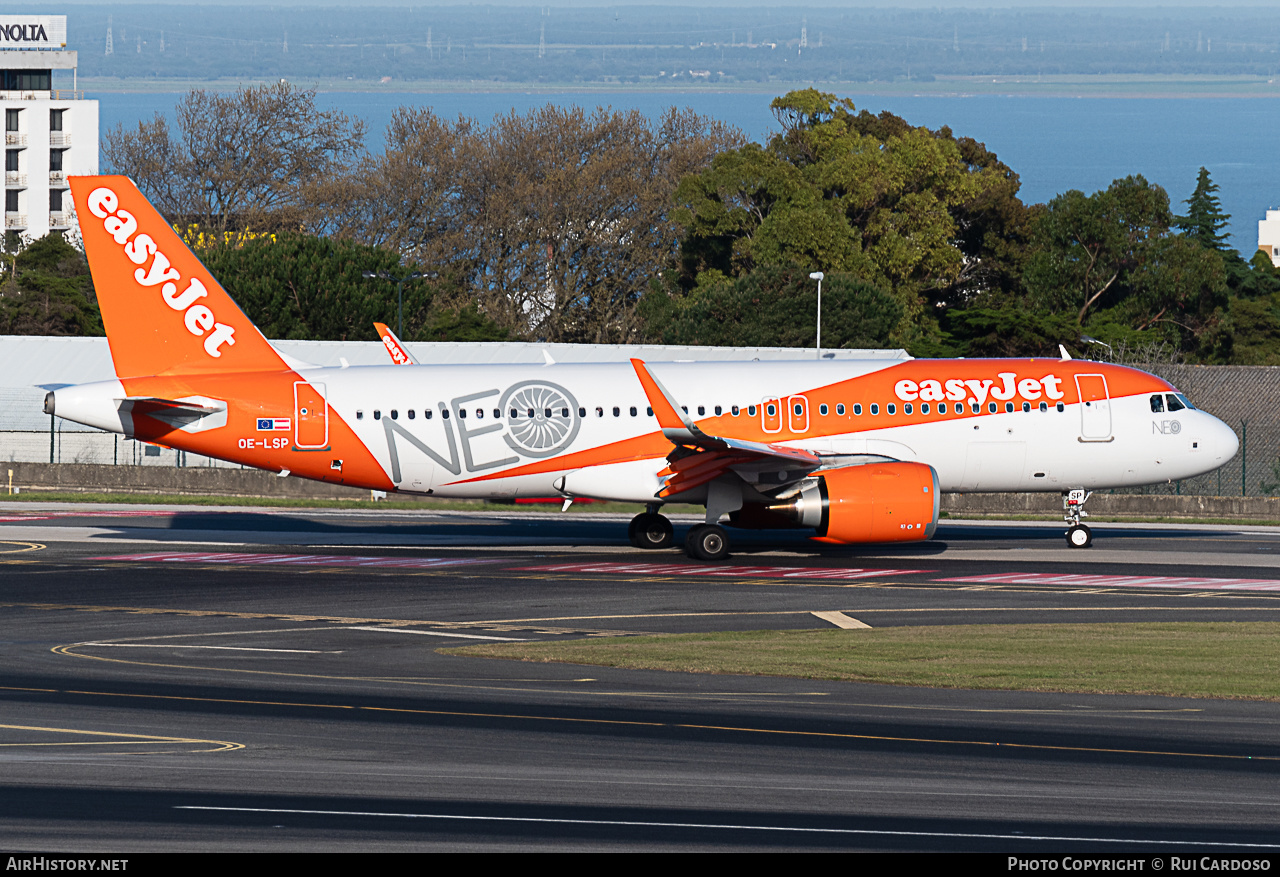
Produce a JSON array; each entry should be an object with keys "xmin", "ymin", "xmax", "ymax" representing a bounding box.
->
[{"xmin": 1210, "ymin": 415, "xmax": 1240, "ymax": 462}]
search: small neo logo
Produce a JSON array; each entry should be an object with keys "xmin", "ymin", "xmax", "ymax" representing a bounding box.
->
[
  {"xmin": 1153, "ymin": 419, "xmax": 1182, "ymax": 435},
  {"xmin": 499, "ymin": 381, "xmax": 581, "ymax": 458}
]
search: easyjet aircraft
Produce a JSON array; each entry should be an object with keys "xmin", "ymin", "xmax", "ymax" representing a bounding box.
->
[{"xmin": 44, "ymin": 176, "xmax": 1239, "ymax": 559}]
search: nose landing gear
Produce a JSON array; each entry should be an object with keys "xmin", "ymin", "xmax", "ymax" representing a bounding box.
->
[{"xmin": 1064, "ymin": 488, "xmax": 1093, "ymax": 549}]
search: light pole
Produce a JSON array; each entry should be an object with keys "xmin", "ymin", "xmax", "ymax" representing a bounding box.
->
[
  {"xmin": 808, "ymin": 271, "xmax": 824, "ymax": 359},
  {"xmin": 362, "ymin": 271, "xmax": 424, "ymax": 339}
]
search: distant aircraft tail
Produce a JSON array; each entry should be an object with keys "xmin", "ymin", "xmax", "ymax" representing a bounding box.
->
[
  {"xmin": 69, "ymin": 176, "xmax": 287, "ymax": 379},
  {"xmin": 374, "ymin": 321, "xmax": 417, "ymax": 365}
]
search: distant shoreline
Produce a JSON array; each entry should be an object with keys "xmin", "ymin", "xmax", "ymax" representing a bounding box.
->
[{"xmin": 79, "ymin": 74, "xmax": 1280, "ymax": 99}]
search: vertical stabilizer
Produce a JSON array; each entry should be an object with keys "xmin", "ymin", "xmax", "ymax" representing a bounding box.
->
[{"xmin": 69, "ymin": 175, "xmax": 288, "ymax": 378}]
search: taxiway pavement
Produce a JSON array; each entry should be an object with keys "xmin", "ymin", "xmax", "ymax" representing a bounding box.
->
[{"xmin": 3, "ymin": 503, "xmax": 1280, "ymax": 851}]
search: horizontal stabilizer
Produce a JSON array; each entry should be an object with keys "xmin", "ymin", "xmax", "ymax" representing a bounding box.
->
[{"xmin": 117, "ymin": 396, "xmax": 221, "ymax": 416}]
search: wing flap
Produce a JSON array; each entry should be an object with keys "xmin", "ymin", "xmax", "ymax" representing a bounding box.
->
[{"xmin": 629, "ymin": 359, "xmax": 821, "ymax": 498}]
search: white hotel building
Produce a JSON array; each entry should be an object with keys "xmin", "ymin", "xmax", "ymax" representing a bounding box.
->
[{"xmin": 0, "ymin": 15, "xmax": 97, "ymax": 241}]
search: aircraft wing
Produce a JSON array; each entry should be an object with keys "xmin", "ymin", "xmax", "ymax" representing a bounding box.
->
[{"xmin": 630, "ymin": 358, "xmax": 820, "ymax": 498}]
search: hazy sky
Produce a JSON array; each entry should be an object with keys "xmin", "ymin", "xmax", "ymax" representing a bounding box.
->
[{"xmin": 42, "ymin": 1, "xmax": 1280, "ymax": 7}]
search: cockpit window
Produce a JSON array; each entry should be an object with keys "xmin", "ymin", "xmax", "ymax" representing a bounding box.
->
[
  {"xmin": 1165, "ymin": 394, "xmax": 1186, "ymax": 413},
  {"xmin": 1150, "ymin": 394, "xmax": 1164, "ymax": 413},
  {"xmin": 1174, "ymin": 393, "xmax": 1196, "ymax": 411}
]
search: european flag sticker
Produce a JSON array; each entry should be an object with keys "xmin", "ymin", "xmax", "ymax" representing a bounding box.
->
[{"xmin": 257, "ymin": 418, "xmax": 291, "ymax": 431}]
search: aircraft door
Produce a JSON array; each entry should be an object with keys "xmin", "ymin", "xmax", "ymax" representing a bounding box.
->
[
  {"xmin": 761, "ymin": 398, "xmax": 782, "ymax": 434},
  {"xmin": 788, "ymin": 395, "xmax": 810, "ymax": 433},
  {"xmin": 1075, "ymin": 374, "xmax": 1112, "ymax": 441},
  {"xmin": 294, "ymin": 381, "xmax": 329, "ymax": 449}
]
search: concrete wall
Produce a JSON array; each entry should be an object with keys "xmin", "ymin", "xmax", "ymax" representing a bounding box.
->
[
  {"xmin": 939, "ymin": 491, "xmax": 1280, "ymax": 521},
  {"xmin": 5, "ymin": 461, "xmax": 1280, "ymax": 519},
  {"xmin": 0, "ymin": 461, "xmax": 379, "ymax": 501}
]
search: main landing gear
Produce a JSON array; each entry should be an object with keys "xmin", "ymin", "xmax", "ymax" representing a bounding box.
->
[
  {"xmin": 628, "ymin": 507, "xmax": 674, "ymax": 550},
  {"xmin": 626, "ymin": 507, "xmax": 731, "ymax": 561},
  {"xmin": 1063, "ymin": 488, "xmax": 1092, "ymax": 549},
  {"xmin": 685, "ymin": 524, "xmax": 730, "ymax": 562}
]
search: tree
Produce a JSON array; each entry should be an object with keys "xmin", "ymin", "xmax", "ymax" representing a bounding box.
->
[
  {"xmin": 670, "ymin": 89, "xmax": 1034, "ymax": 348},
  {"xmin": 1024, "ymin": 175, "xmax": 1228, "ymax": 354},
  {"xmin": 1176, "ymin": 167, "xmax": 1231, "ymax": 252},
  {"xmin": 102, "ymin": 83, "xmax": 366, "ymax": 240},
  {"xmin": 196, "ymin": 232, "xmax": 506, "ymax": 342},
  {"xmin": 639, "ymin": 266, "xmax": 902, "ymax": 349},
  {"xmin": 0, "ymin": 233, "xmax": 101, "ymax": 336},
  {"xmin": 320, "ymin": 104, "xmax": 738, "ymax": 343}
]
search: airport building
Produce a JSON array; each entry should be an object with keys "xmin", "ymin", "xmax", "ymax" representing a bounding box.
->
[
  {"xmin": 1260, "ymin": 210, "xmax": 1280, "ymax": 267},
  {"xmin": 0, "ymin": 15, "xmax": 98, "ymax": 241}
]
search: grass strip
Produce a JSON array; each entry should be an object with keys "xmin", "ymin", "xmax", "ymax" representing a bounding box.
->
[
  {"xmin": 445, "ymin": 622, "xmax": 1280, "ymax": 700},
  {"xmin": 0, "ymin": 490, "xmax": 699, "ymax": 515}
]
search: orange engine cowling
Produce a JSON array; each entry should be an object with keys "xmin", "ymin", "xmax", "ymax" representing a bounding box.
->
[{"xmin": 764, "ymin": 461, "xmax": 940, "ymax": 544}]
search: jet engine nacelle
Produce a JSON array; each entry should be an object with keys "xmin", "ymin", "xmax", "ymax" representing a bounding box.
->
[{"xmin": 765, "ymin": 461, "xmax": 940, "ymax": 544}]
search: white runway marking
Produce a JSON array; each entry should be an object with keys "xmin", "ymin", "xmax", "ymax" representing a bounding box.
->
[
  {"xmin": 514, "ymin": 562, "xmax": 930, "ymax": 580},
  {"xmin": 343, "ymin": 626, "xmax": 527, "ymax": 641},
  {"xmin": 172, "ymin": 806, "xmax": 1280, "ymax": 848},
  {"xmin": 93, "ymin": 551, "xmax": 500, "ymax": 569},
  {"xmin": 811, "ymin": 611, "xmax": 870, "ymax": 629},
  {"xmin": 79, "ymin": 643, "xmax": 339, "ymax": 653},
  {"xmin": 945, "ymin": 572, "xmax": 1280, "ymax": 590}
]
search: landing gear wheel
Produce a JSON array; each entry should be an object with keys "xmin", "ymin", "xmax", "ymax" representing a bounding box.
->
[
  {"xmin": 1066, "ymin": 524, "xmax": 1093, "ymax": 549},
  {"xmin": 685, "ymin": 524, "xmax": 730, "ymax": 562},
  {"xmin": 629, "ymin": 512, "xmax": 673, "ymax": 550}
]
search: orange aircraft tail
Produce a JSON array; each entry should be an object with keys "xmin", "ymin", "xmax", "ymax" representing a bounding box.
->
[{"xmin": 69, "ymin": 175, "xmax": 287, "ymax": 379}]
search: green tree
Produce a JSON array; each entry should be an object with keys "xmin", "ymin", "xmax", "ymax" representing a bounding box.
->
[
  {"xmin": 940, "ymin": 308, "xmax": 1081, "ymax": 358},
  {"xmin": 1176, "ymin": 167, "xmax": 1231, "ymax": 252},
  {"xmin": 671, "ymin": 89, "xmax": 1034, "ymax": 348},
  {"xmin": 0, "ymin": 234, "xmax": 102, "ymax": 336},
  {"xmin": 197, "ymin": 233, "xmax": 506, "ymax": 342},
  {"xmin": 639, "ymin": 265, "xmax": 902, "ymax": 349}
]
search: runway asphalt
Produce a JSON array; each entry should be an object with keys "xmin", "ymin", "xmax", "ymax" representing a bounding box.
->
[{"xmin": 3, "ymin": 502, "xmax": 1280, "ymax": 852}]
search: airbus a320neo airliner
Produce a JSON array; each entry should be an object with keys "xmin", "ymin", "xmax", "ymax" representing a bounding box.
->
[{"xmin": 43, "ymin": 176, "xmax": 1239, "ymax": 560}]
